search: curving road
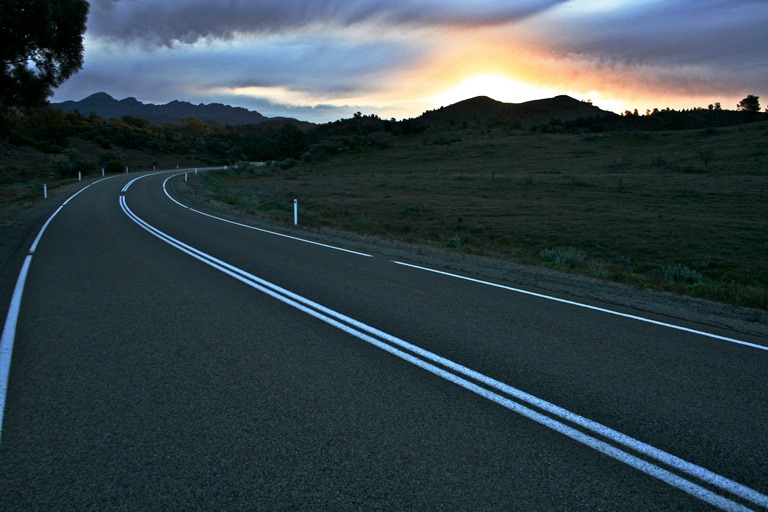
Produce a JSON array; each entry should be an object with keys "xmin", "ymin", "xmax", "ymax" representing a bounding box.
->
[{"xmin": 1, "ymin": 170, "xmax": 767, "ymax": 510}]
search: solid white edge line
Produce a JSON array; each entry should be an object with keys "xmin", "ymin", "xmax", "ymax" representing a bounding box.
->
[
  {"xmin": 119, "ymin": 185, "xmax": 768, "ymax": 510},
  {"xmin": 0, "ymin": 256, "xmax": 32, "ymax": 443},
  {"xmin": 161, "ymin": 173, "xmax": 373, "ymax": 258},
  {"xmin": 392, "ymin": 261, "xmax": 767, "ymax": 352}
]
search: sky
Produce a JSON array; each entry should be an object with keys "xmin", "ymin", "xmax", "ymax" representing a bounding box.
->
[{"xmin": 52, "ymin": 0, "xmax": 768, "ymax": 123}]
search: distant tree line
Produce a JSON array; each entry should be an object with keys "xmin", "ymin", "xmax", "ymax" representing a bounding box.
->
[
  {"xmin": 527, "ymin": 96, "xmax": 764, "ymax": 134},
  {"xmin": 0, "ymin": 105, "xmax": 432, "ymax": 178}
]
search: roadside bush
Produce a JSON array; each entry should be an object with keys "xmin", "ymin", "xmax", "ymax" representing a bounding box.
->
[
  {"xmin": 301, "ymin": 140, "xmax": 342, "ymax": 163},
  {"xmin": 540, "ymin": 246, "xmax": 587, "ymax": 267},
  {"xmin": 98, "ymin": 150, "xmax": 119, "ymax": 164},
  {"xmin": 50, "ymin": 148, "xmax": 90, "ymax": 178},
  {"xmin": 94, "ymin": 135, "xmax": 112, "ymax": 149},
  {"xmin": 9, "ymin": 131, "xmax": 35, "ymax": 147},
  {"xmin": 34, "ymin": 140, "xmax": 64, "ymax": 154},
  {"xmin": 663, "ymin": 264, "xmax": 703, "ymax": 284},
  {"xmin": 365, "ymin": 131, "xmax": 396, "ymax": 149},
  {"xmin": 447, "ymin": 235, "xmax": 462, "ymax": 249},
  {"xmin": 104, "ymin": 159, "xmax": 125, "ymax": 174},
  {"xmin": 276, "ymin": 158, "xmax": 297, "ymax": 170}
]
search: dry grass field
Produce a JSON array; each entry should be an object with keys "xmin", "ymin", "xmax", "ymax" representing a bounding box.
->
[{"xmin": 188, "ymin": 122, "xmax": 768, "ymax": 309}]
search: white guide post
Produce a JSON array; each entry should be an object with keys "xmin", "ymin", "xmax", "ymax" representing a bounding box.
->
[{"xmin": 294, "ymin": 199, "xmax": 298, "ymax": 226}]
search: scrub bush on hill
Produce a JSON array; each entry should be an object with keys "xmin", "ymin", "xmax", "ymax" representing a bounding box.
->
[
  {"xmin": 540, "ymin": 247, "xmax": 588, "ymax": 268},
  {"xmin": 104, "ymin": 159, "xmax": 125, "ymax": 175},
  {"xmin": 663, "ymin": 264, "xmax": 704, "ymax": 285},
  {"xmin": 49, "ymin": 148, "xmax": 90, "ymax": 178}
]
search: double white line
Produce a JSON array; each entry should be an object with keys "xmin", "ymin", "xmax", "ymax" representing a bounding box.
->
[{"xmin": 121, "ymin": 178, "xmax": 768, "ymax": 511}]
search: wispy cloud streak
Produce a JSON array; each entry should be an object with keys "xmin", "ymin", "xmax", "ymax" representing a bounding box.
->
[{"xmin": 88, "ymin": 0, "xmax": 567, "ymax": 47}]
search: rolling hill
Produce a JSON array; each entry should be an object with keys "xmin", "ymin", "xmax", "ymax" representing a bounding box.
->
[{"xmin": 416, "ymin": 95, "xmax": 618, "ymax": 129}]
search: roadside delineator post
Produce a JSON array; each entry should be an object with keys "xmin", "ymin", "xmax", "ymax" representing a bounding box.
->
[
  {"xmin": 185, "ymin": 172, "xmax": 188, "ymax": 183},
  {"xmin": 101, "ymin": 167, "xmax": 105, "ymax": 177},
  {"xmin": 294, "ymin": 199, "xmax": 298, "ymax": 226},
  {"xmin": 43, "ymin": 184, "xmax": 48, "ymax": 199},
  {"xmin": 78, "ymin": 171, "xmax": 82, "ymax": 182}
]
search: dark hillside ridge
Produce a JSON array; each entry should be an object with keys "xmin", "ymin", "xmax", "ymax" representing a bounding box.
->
[
  {"xmin": 417, "ymin": 95, "xmax": 618, "ymax": 129},
  {"xmin": 54, "ymin": 92, "xmax": 281, "ymax": 125},
  {"xmin": 415, "ymin": 94, "xmax": 766, "ymax": 131}
]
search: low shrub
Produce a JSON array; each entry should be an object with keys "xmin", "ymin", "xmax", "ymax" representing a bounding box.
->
[
  {"xmin": 663, "ymin": 264, "xmax": 703, "ymax": 284},
  {"xmin": 104, "ymin": 159, "xmax": 125, "ymax": 174},
  {"xmin": 540, "ymin": 246, "xmax": 587, "ymax": 267}
]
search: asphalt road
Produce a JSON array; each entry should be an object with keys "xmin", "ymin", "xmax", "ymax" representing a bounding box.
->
[{"xmin": 1, "ymin": 170, "xmax": 767, "ymax": 510}]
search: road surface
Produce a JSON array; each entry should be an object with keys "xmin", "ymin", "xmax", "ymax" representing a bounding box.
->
[{"xmin": 1, "ymin": 169, "xmax": 767, "ymax": 510}]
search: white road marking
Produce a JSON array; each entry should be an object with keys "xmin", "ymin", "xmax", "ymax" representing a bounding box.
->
[
  {"xmin": 161, "ymin": 173, "xmax": 372, "ymax": 258},
  {"xmin": 120, "ymin": 176, "xmax": 768, "ymax": 511},
  {"xmin": 0, "ymin": 256, "xmax": 32, "ymax": 443},
  {"xmin": 393, "ymin": 261, "xmax": 767, "ymax": 352}
]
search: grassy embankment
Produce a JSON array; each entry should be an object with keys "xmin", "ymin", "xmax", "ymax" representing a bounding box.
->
[{"xmin": 181, "ymin": 123, "xmax": 767, "ymax": 309}]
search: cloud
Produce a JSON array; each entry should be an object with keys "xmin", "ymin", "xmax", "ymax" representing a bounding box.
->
[
  {"xmin": 87, "ymin": 0, "xmax": 567, "ymax": 47},
  {"xmin": 516, "ymin": 0, "xmax": 768, "ymax": 91},
  {"xmin": 63, "ymin": 29, "xmax": 421, "ymax": 99}
]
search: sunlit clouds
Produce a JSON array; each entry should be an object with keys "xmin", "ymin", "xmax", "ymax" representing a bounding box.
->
[{"xmin": 53, "ymin": 1, "xmax": 768, "ymax": 122}]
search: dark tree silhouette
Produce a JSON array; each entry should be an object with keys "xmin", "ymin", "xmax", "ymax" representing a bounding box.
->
[
  {"xmin": 736, "ymin": 95, "xmax": 760, "ymax": 113},
  {"xmin": 0, "ymin": 0, "xmax": 89, "ymax": 107}
]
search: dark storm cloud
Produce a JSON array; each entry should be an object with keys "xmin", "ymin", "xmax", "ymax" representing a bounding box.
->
[
  {"xmin": 533, "ymin": 0, "xmax": 767, "ymax": 70},
  {"xmin": 87, "ymin": 0, "xmax": 567, "ymax": 47}
]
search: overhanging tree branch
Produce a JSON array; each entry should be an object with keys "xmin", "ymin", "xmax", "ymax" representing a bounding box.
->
[{"xmin": 0, "ymin": 0, "xmax": 89, "ymax": 108}]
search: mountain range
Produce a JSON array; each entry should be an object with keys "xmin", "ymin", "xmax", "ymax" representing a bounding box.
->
[{"xmin": 54, "ymin": 92, "xmax": 276, "ymax": 125}]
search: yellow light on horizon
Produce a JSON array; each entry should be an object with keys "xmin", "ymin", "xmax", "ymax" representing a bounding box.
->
[{"xmin": 426, "ymin": 73, "xmax": 561, "ymax": 108}]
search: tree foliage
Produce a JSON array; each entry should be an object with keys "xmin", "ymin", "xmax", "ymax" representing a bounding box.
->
[
  {"xmin": 736, "ymin": 95, "xmax": 760, "ymax": 113},
  {"xmin": 0, "ymin": 0, "xmax": 89, "ymax": 107}
]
